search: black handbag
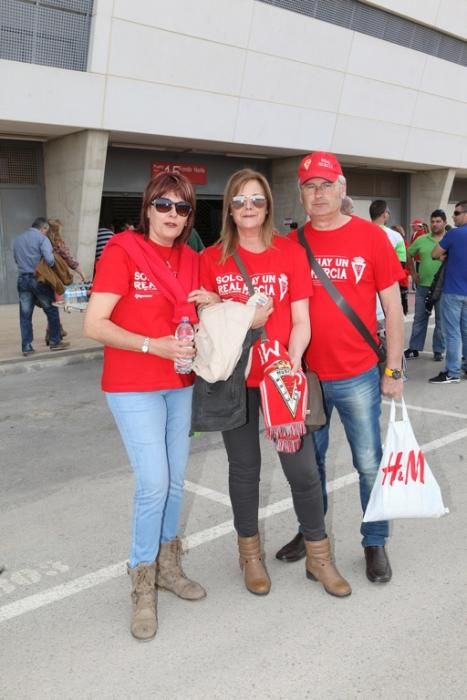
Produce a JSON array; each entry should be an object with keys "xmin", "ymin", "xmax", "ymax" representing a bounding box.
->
[
  {"xmin": 425, "ymin": 260, "xmax": 446, "ymax": 314},
  {"xmin": 191, "ymin": 329, "xmax": 257, "ymax": 433}
]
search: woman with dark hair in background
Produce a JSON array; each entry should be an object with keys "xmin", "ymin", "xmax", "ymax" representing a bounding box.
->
[
  {"xmin": 84, "ymin": 172, "xmax": 206, "ymax": 642},
  {"xmin": 45, "ymin": 218, "xmax": 86, "ymax": 344}
]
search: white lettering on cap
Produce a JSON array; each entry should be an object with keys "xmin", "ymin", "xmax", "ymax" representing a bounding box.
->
[{"xmin": 303, "ymin": 158, "xmax": 312, "ymax": 170}]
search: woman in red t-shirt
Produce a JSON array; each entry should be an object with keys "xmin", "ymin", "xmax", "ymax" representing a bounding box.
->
[
  {"xmin": 84, "ymin": 172, "xmax": 207, "ymax": 641},
  {"xmin": 198, "ymin": 169, "xmax": 350, "ymax": 599}
]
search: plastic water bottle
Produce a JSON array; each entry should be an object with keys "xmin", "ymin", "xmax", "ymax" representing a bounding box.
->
[
  {"xmin": 174, "ymin": 316, "xmax": 195, "ymax": 374},
  {"xmin": 78, "ymin": 284, "xmax": 87, "ymax": 307},
  {"xmin": 68, "ymin": 284, "xmax": 77, "ymax": 306},
  {"xmin": 63, "ymin": 286, "xmax": 71, "ymax": 308}
]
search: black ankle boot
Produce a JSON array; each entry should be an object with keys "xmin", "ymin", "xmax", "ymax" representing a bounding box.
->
[{"xmin": 275, "ymin": 532, "xmax": 306, "ymax": 562}]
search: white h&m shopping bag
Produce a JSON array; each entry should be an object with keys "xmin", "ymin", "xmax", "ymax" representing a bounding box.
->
[{"xmin": 363, "ymin": 399, "xmax": 449, "ymax": 522}]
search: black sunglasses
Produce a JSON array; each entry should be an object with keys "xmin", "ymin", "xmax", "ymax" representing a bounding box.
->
[
  {"xmin": 453, "ymin": 210, "xmax": 465, "ymax": 216},
  {"xmin": 151, "ymin": 197, "xmax": 192, "ymax": 217}
]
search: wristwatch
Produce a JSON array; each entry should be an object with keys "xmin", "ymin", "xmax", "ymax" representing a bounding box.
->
[
  {"xmin": 141, "ymin": 337, "xmax": 150, "ymax": 354},
  {"xmin": 384, "ymin": 367, "xmax": 403, "ymax": 380}
]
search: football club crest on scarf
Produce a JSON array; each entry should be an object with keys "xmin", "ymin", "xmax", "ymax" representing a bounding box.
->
[{"xmin": 258, "ymin": 340, "xmax": 308, "ymax": 453}]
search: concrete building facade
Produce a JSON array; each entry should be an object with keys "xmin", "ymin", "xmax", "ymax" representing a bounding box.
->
[{"xmin": 1, "ymin": 0, "xmax": 466, "ymax": 302}]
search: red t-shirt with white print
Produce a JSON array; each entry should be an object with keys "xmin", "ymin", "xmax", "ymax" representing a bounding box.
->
[
  {"xmin": 290, "ymin": 216, "xmax": 404, "ymax": 380},
  {"xmin": 92, "ymin": 238, "xmax": 198, "ymax": 392},
  {"xmin": 200, "ymin": 235, "xmax": 313, "ymax": 387}
]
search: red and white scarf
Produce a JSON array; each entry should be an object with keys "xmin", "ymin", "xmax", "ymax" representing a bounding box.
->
[{"xmin": 258, "ymin": 339, "xmax": 308, "ymax": 453}]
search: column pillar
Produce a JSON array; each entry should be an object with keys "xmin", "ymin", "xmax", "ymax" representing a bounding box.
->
[
  {"xmin": 43, "ymin": 129, "xmax": 109, "ymax": 277},
  {"xmin": 270, "ymin": 156, "xmax": 304, "ymax": 234},
  {"xmin": 410, "ymin": 168, "xmax": 456, "ymax": 221}
]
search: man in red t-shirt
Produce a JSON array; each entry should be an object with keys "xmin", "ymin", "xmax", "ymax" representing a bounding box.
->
[{"xmin": 276, "ymin": 151, "xmax": 404, "ymax": 585}]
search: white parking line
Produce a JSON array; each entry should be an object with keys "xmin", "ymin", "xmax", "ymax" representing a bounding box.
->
[
  {"xmin": 1, "ymin": 426, "xmax": 465, "ymax": 625},
  {"xmin": 185, "ymin": 481, "xmax": 231, "ymax": 506},
  {"xmin": 383, "ymin": 401, "xmax": 467, "ymax": 421}
]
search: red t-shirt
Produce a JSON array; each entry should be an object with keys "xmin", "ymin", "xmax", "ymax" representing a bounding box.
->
[
  {"xmin": 200, "ymin": 235, "xmax": 313, "ymax": 387},
  {"xmin": 92, "ymin": 238, "xmax": 199, "ymax": 392},
  {"xmin": 290, "ymin": 217, "xmax": 404, "ymax": 381}
]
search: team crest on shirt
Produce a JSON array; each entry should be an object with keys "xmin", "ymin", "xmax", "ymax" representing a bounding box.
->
[
  {"xmin": 278, "ymin": 274, "xmax": 288, "ymax": 301},
  {"xmin": 351, "ymin": 257, "xmax": 366, "ymax": 284}
]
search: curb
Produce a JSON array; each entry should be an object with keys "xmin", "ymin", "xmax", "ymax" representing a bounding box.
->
[{"xmin": 0, "ymin": 347, "xmax": 103, "ymax": 376}]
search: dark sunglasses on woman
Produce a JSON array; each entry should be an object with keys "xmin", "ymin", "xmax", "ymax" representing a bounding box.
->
[{"xmin": 151, "ymin": 198, "xmax": 192, "ymax": 217}]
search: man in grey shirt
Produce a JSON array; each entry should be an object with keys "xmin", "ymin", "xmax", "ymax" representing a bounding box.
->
[{"xmin": 13, "ymin": 217, "xmax": 69, "ymax": 355}]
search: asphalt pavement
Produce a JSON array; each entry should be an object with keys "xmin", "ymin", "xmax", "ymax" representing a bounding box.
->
[{"xmin": 0, "ymin": 309, "xmax": 466, "ymax": 699}]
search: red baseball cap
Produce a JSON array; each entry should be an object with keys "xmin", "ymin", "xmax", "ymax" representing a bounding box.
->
[
  {"xmin": 411, "ymin": 218, "xmax": 424, "ymax": 227},
  {"xmin": 298, "ymin": 151, "xmax": 343, "ymax": 185}
]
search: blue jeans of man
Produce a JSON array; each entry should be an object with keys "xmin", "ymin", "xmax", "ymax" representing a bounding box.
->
[
  {"xmin": 408, "ymin": 285, "xmax": 445, "ymax": 354},
  {"xmin": 17, "ymin": 273, "xmax": 61, "ymax": 351},
  {"xmin": 441, "ymin": 293, "xmax": 467, "ymax": 378},
  {"xmin": 106, "ymin": 386, "xmax": 193, "ymax": 568},
  {"xmin": 312, "ymin": 365, "xmax": 388, "ymax": 547}
]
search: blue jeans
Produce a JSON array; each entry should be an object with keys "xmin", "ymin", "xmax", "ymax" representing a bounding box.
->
[
  {"xmin": 17, "ymin": 273, "xmax": 61, "ymax": 351},
  {"xmin": 441, "ymin": 293, "xmax": 467, "ymax": 378},
  {"xmin": 408, "ymin": 285, "xmax": 445, "ymax": 353},
  {"xmin": 106, "ymin": 386, "xmax": 193, "ymax": 568},
  {"xmin": 312, "ymin": 366, "xmax": 388, "ymax": 547}
]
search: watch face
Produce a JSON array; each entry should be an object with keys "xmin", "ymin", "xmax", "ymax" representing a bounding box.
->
[{"xmin": 391, "ymin": 369, "xmax": 402, "ymax": 379}]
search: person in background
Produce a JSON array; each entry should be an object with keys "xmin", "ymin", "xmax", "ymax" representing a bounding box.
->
[
  {"xmin": 369, "ymin": 200, "xmax": 407, "ymax": 322},
  {"xmin": 405, "ymin": 210, "xmax": 447, "ymax": 361},
  {"xmin": 340, "ymin": 195, "xmax": 354, "ymax": 216},
  {"xmin": 197, "ymin": 168, "xmax": 351, "ymax": 600},
  {"xmin": 116, "ymin": 221, "xmax": 136, "ymax": 233},
  {"xmin": 391, "ymin": 224, "xmax": 410, "ymax": 315},
  {"xmin": 84, "ymin": 172, "xmax": 206, "ymax": 642},
  {"xmin": 46, "ymin": 218, "xmax": 86, "ymax": 344},
  {"xmin": 187, "ymin": 227, "xmax": 205, "ymax": 252},
  {"xmin": 409, "ymin": 219, "xmax": 427, "ymax": 287},
  {"xmin": 95, "ymin": 225, "xmax": 114, "ymax": 265},
  {"xmin": 13, "ymin": 217, "xmax": 70, "ymax": 355},
  {"xmin": 47, "ymin": 219, "xmax": 86, "ymax": 283},
  {"xmin": 429, "ymin": 201, "xmax": 467, "ymax": 384}
]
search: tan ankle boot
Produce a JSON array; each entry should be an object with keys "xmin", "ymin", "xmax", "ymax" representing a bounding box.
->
[
  {"xmin": 305, "ymin": 537, "xmax": 352, "ymax": 598},
  {"xmin": 156, "ymin": 538, "xmax": 206, "ymax": 601},
  {"xmin": 128, "ymin": 562, "xmax": 157, "ymax": 641},
  {"xmin": 238, "ymin": 534, "xmax": 271, "ymax": 596}
]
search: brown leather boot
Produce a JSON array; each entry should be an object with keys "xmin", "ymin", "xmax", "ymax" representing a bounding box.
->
[
  {"xmin": 238, "ymin": 534, "xmax": 271, "ymax": 596},
  {"xmin": 156, "ymin": 538, "xmax": 206, "ymax": 601},
  {"xmin": 305, "ymin": 537, "xmax": 352, "ymax": 598},
  {"xmin": 128, "ymin": 562, "xmax": 157, "ymax": 641}
]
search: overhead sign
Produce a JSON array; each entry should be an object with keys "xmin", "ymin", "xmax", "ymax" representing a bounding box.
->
[{"xmin": 151, "ymin": 161, "xmax": 207, "ymax": 185}]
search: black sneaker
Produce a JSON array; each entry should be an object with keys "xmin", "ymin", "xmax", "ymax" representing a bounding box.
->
[
  {"xmin": 404, "ymin": 348, "xmax": 419, "ymax": 359},
  {"xmin": 22, "ymin": 347, "xmax": 35, "ymax": 357},
  {"xmin": 429, "ymin": 371, "xmax": 460, "ymax": 384},
  {"xmin": 433, "ymin": 352, "xmax": 443, "ymax": 361}
]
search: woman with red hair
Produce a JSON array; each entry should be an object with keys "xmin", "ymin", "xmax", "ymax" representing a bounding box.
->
[{"xmin": 84, "ymin": 172, "xmax": 207, "ymax": 641}]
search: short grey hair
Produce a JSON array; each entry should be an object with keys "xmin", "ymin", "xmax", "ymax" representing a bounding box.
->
[{"xmin": 341, "ymin": 195, "xmax": 354, "ymax": 215}]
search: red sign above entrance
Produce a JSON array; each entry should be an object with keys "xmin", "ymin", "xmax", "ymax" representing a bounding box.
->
[{"xmin": 151, "ymin": 161, "xmax": 207, "ymax": 185}]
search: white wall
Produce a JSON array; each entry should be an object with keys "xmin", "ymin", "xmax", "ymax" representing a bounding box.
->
[{"xmin": 1, "ymin": 0, "xmax": 467, "ymax": 171}]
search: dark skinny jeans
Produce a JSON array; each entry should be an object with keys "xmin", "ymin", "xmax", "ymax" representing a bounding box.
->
[{"xmin": 222, "ymin": 388, "xmax": 326, "ymax": 541}]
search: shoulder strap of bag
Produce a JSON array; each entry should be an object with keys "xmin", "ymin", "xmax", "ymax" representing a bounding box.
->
[
  {"xmin": 297, "ymin": 226, "xmax": 385, "ymax": 361},
  {"xmin": 231, "ymin": 249, "xmax": 268, "ymax": 342}
]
